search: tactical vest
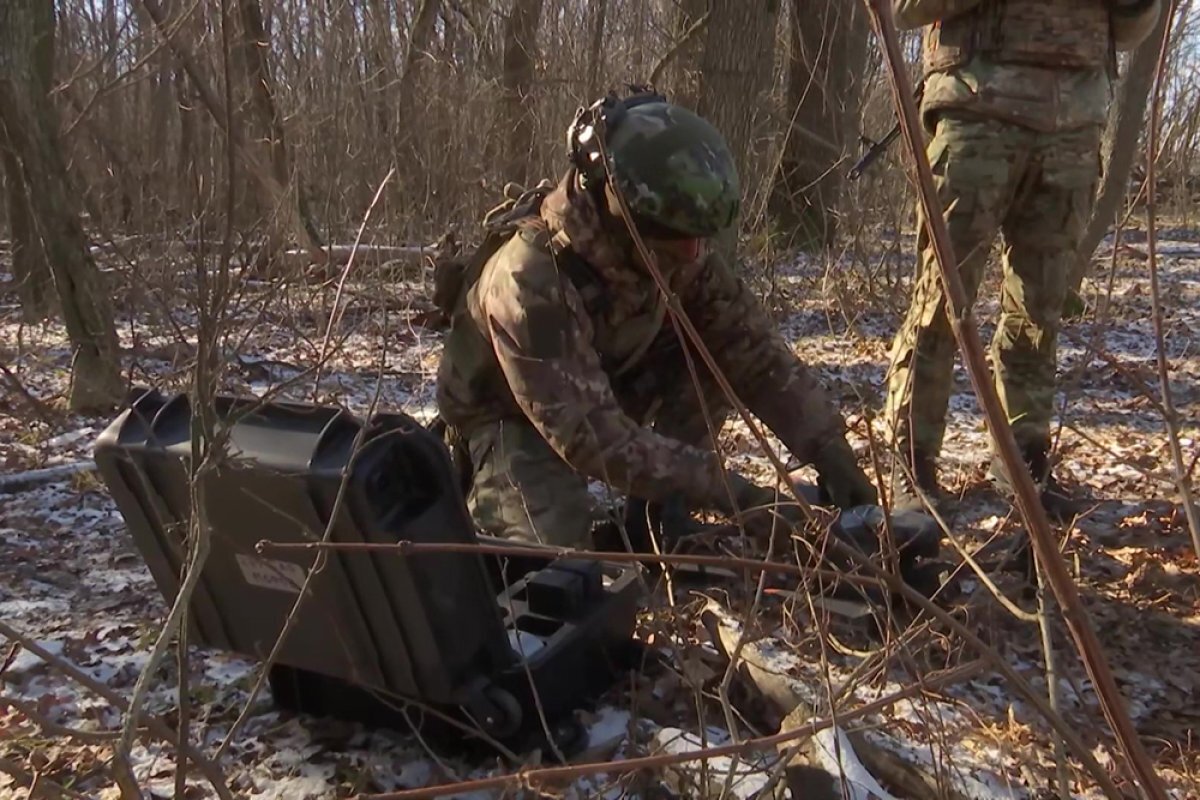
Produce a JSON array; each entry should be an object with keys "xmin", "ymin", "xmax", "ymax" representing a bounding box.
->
[
  {"xmin": 435, "ymin": 227, "xmax": 608, "ymax": 420},
  {"xmin": 925, "ymin": 0, "xmax": 1114, "ymax": 73}
]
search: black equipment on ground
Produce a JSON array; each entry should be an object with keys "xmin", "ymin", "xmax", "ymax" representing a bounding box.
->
[{"xmin": 93, "ymin": 388, "xmax": 643, "ymax": 757}]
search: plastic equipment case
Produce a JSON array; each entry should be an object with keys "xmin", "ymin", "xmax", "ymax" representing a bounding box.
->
[{"xmin": 93, "ymin": 388, "xmax": 643, "ymax": 755}]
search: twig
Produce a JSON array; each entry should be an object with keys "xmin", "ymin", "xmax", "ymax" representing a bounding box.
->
[
  {"xmin": 1, "ymin": 693, "xmax": 122, "ymax": 743},
  {"xmin": 114, "ymin": 438, "xmax": 218, "ymax": 789},
  {"xmin": 1034, "ymin": 556, "xmax": 1071, "ymax": 800},
  {"xmin": 311, "ymin": 168, "xmax": 396, "ymax": 400},
  {"xmin": 0, "ymin": 620, "xmax": 234, "ymax": 800},
  {"xmin": 1145, "ymin": 0, "xmax": 1200, "ymax": 560},
  {"xmin": 862, "ymin": 3, "xmax": 1168, "ymax": 796},
  {"xmin": 255, "ymin": 538, "xmax": 881, "ymax": 590},
  {"xmin": 0, "ymin": 757, "xmax": 87, "ymax": 800}
]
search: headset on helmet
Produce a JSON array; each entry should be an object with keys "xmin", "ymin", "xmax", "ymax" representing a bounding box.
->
[{"xmin": 567, "ymin": 84, "xmax": 667, "ymax": 192}]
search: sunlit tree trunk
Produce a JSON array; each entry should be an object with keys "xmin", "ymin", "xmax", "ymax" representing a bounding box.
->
[
  {"xmin": 1, "ymin": 126, "xmax": 54, "ymax": 321},
  {"xmin": 686, "ymin": 0, "xmax": 780, "ymax": 257},
  {"xmin": 0, "ymin": 0, "xmax": 123, "ymax": 411},
  {"xmin": 770, "ymin": 0, "xmax": 869, "ymax": 250},
  {"xmin": 500, "ymin": 0, "xmax": 544, "ymax": 185}
]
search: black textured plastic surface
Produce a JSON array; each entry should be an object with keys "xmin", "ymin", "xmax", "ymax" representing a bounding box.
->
[{"xmin": 93, "ymin": 389, "xmax": 642, "ymax": 753}]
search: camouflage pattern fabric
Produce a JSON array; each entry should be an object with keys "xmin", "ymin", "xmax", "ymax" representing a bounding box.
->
[
  {"xmin": 885, "ymin": 0, "xmax": 1160, "ymax": 464},
  {"xmin": 465, "ymin": 328, "xmax": 728, "ymax": 546},
  {"xmin": 602, "ymin": 101, "xmax": 740, "ymax": 237},
  {"xmin": 895, "ymin": 0, "xmax": 1163, "ymax": 134},
  {"xmin": 883, "ymin": 114, "xmax": 1101, "ymax": 457},
  {"xmin": 439, "ymin": 170, "xmax": 871, "ymax": 544}
]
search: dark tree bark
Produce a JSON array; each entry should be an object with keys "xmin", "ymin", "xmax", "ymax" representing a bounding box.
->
[
  {"xmin": 0, "ymin": 0, "xmax": 123, "ymax": 411},
  {"xmin": 500, "ymin": 0, "xmax": 544, "ymax": 186},
  {"xmin": 1, "ymin": 125, "xmax": 54, "ymax": 320},
  {"xmin": 685, "ymin": 0, "xmax": 781, "ymax": 258},
  {"xmin": 231, "ymin": 0, "xmax": 321, "ymax": 257},
  {"xmin": 586, "ymin": 0, "xmax": 609, "ymax": 96},
  {"xmin": 769, "ymin": 0, "xmax": 869, "ymax": 250},
  {"xmin": 363, "ymin": 0, "xmax": 398, "ymax": 140},
  {"xmin": 396, "ymin": 0, "xmax": 442, "ymax": 130}
]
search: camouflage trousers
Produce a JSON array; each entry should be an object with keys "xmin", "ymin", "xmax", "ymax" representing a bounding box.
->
[
  {"xmin": 884, "ymin": 113, "xmax": 1101, "ymax": 459},
  {"xmin": 465, "ymin": 329, "xmax": 727, "ymax": 547}
]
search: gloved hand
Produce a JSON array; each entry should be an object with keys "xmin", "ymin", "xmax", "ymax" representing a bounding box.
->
[
  {"xmin": 1107, "ymin": 0, "xmax": 1156, "ymax": 16},
  {"xmin": 721, "ymin": 473, "xmax": 944, "ymax": 596},
  {"xmin": 812, "ymin": 441, "xmax": 879, "ymax": 509},
  {"xmin": 719, "ymin": 473, "xmax": 809, "ymax": 542}
]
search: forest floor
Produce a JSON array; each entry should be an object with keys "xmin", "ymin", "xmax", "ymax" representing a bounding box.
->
[{"xmin": 1, "ymin": 232, "xmax": 1198, "ymax": 799}]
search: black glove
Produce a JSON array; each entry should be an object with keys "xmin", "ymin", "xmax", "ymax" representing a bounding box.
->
[
  {"xmin": 1107, "ymin": 0, "xmax": 1156, "ymax": 17},
  {"xmin": 728, "ymin": 473, "xmax": 944, "ymax": 595},
  {"xmin": 812, "ymin": 441, "xmax": 879, "ymax": 509}
]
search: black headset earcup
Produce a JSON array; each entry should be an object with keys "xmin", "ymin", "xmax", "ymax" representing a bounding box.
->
[{"xmin": 567, "ymin": 86, "xmax": 670, "ymax": 186}]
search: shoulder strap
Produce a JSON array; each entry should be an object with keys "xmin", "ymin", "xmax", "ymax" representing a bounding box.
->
[
  {"xmin": 433, "ymin": 180, "xmax": 555, "ymax": 319},
  {"xmin": 554, "ymin": 246, "xmax": 611, "ymax": 317}
]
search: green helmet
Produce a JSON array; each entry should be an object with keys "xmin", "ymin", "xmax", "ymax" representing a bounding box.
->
[{"xmin": 572, "ymin": 96, "xmax": 740, "ymax": 238}]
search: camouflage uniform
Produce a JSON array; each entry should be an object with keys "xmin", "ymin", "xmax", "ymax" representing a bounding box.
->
[
  {"xmin": 885, "ymin": 0, "xmax": 1162, "ymax": 468},
  {"xmin": 436, "ymin": 168, "xmax": 872, "ymax": 546}
]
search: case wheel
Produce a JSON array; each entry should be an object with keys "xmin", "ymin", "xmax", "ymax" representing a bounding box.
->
[{"xmin": 477, "ymin": 686, "xmax": 523, "ymax": 738}]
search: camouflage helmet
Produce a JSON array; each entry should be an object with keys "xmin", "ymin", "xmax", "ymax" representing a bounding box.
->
[{"xmin": 569, "ymin": 91, "xmax": 740, "ymax": 238}]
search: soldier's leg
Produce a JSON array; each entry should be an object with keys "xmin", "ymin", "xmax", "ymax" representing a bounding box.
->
[
  {"xmin": 884, "ymin": 115, "xmax": 1023, "ymax": 465},
  {"xmin": 465, "ymin": 418, "xmax": 594, "ymax": 547},
  {"xmin": 994, "ymin": 126, "xmax": 1101, "ymax": 453}
]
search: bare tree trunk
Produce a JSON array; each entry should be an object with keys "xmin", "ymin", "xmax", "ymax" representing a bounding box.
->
[
  {"xmin": 363, "ymin": 0, "xmax": 398, "ymax": 140},
  {"xmin": 669, "ymin": 0, "xmax": 708, "ymax": 107},
  {"xmin": 1068, "ymin": 4, "xmax": 1172, "ymax": 300},
  {"xmin": 396, "ymin": 0, "xmax": 442, "ymax": 130},
  {"xmin": 691, "ymin": 0, "xmax": 781, "ymax": 258},
  {"xmin": 1, "ymin": 127, "xmax": 54, "ymax": 320},
  {"xmin": 0, "ymin": 0, "xmax": 123, "ymax": 411},
  {"xmin": 586, "ymin": 0, "xmax": 608, "ymax": 96},
  {"xmin": 175, "ymin": 63, "xmax": 199, "ymax": 220},
  {"xmin": 232, "ymin": 0, "xmax": 320, "ymax": 259},
  {"xmin": 769, "ymin": 0, "xmax": 868, "ymax": 250},
  {"xmin": 138, "ymin": 0, "xmax": 323, "ymax": 261},
  {"xmin": 500, "ymin": 0, "xmax": 544, "ymax": 186}
]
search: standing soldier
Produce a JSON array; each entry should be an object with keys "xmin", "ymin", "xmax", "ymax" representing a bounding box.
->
[{"xmin": 883, "ymin": 0, "xmax": 1162, "ymax": 517}]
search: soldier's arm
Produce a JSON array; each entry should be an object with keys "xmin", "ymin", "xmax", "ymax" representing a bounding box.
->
[
  {"xmin": 480, "ymin": 253, "xmax": 734, "ymax": 509},
  {"xmin": 892, "ymin": 0, "xmax": 983, "ymax": 29},
  {"xmin": 682, "ymin": 252, "xmax": 869, "ymax": 490},
  {"xmin": 1110, "ymin": 0, "xmax": 1162, "ymax": 51}
]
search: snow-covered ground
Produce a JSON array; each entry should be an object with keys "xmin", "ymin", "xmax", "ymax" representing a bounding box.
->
[{"xmin": 1, "ymin": 236, "xmax": 1197, "ymax": 798}]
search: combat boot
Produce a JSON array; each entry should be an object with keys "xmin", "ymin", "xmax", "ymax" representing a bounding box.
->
[
  {"xmin": 889, "ymin": 449, "xmax": 944, "ymax": 513},
  {"xmin": 989, "ymin": 442, "xmax": 1084, "ymax": 522}
]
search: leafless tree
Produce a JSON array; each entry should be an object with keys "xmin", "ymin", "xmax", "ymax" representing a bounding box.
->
[
  {"xmin": 0, "ymin": 0, "xmax": 123, "ymax": 410},
  {"xmin": 770, "ymin": 0, "xmax": 869, "ymax": 250}
]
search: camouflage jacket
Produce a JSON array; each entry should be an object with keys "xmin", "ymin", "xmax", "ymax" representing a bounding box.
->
[
  {"xmin": 895, "ymin": 0, "xmax": 1162, "ymax": 132},
  {"xmin": 436, "ymin": 172, "xmax": 859, "ymax": 511}
]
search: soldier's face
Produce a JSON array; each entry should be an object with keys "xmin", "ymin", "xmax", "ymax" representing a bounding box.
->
[
  {"xmin": 640, "ymin": 235, "xmax": 707, "ymax": 268},
  {"xmin": 602, "ymin": 182, "xmax": 707, "ymax": 269}
]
